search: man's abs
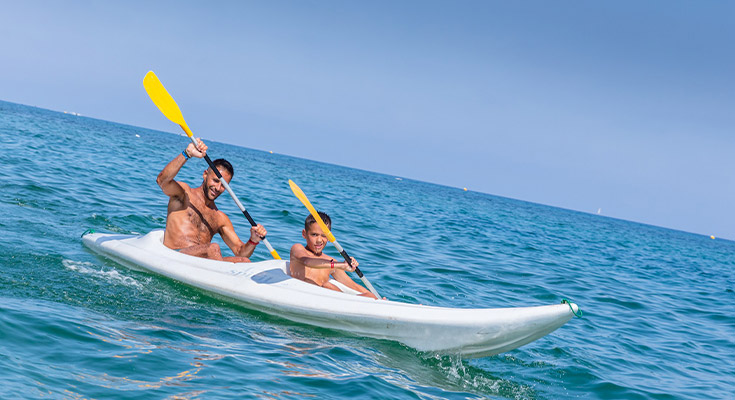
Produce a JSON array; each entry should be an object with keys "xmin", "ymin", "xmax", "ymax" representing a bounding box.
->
[{"xmin": 163, "ymin": 207, "xmax": 218, "ymax": 249}]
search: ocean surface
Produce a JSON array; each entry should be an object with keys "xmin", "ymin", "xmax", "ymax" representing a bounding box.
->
[{"xmin": 1, "ymin": 100, "xmax": 733, "ymax": 399}]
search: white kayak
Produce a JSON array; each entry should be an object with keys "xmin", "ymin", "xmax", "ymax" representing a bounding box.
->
[{"xmin": 82, "ymin": 230, "xmax": 580, "ymax": 358}]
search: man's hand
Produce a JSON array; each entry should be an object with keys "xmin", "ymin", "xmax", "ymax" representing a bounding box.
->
[
  {"xmin": 185, "ymin": 138, "xmax": 208, "ymax": 158},
  {"xmin": 249, "ymin": 224, "xmax": 267, "ymax": 243}
]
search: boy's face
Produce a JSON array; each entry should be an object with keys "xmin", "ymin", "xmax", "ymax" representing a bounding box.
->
[{"xmin": 302, "ymin": 222, "xmax": 329, "ymax": 256}]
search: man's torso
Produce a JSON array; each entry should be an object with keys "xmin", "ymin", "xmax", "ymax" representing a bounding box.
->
[{"xmin": 163, "ymin": 183, "xmax": 224, "ymax": 249}]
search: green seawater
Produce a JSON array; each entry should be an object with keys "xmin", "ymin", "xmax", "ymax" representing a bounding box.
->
[{"xmin": 1, "ymin": 100, "xmax": 733, "ymax": 399}]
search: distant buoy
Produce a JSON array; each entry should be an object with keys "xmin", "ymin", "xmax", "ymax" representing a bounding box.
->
[
  {"xmin": 710, "ymin": 235, "xmax": 715, "ymax": 240},
  {"xmin": 463, "ymin": 188, "xmax": 468, "ymax": 191},
  {"xmin": 269, "ymin": 151, "xmax": 273, "ymax": 154},
  {"xmin": 135, "ymin": 134, "xmax": 140, "ymax": 138}
]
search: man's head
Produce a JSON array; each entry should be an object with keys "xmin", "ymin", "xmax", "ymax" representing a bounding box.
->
[
  {"xmin": 201, "ymin": 158, "xmax": 234, "ymax": 201},
  {"xmin": 302, "ymin": 212, "xmax": 331, "ymax": 255},
  {"xmin": 212, "ymin": 159, "xmax": 233, "ymax": 177}
]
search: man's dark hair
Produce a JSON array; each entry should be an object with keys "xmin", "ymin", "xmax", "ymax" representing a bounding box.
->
[
  {"xmin": 305, "ymin": 211, "xmax": 331, "ymax": 231},
  {"xmin": 212, "ymin": 158, "xmax": 234, "ymax": 177}
]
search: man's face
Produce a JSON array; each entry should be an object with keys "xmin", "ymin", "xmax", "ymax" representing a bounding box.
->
[
  {"xmin": 302, "ymin": 222, "xmax": 329, "ymax": 256},
  {"xmin": 202, "ymin": 167, "xmax": 232, "ymax": 201}
]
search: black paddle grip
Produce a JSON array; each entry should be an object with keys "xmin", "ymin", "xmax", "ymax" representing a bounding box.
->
[{"xmin": 340, "ymin": 249, "xmax": 364, "ymax": 278}]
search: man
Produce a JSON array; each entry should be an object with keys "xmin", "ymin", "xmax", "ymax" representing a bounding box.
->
[
  {"xmin": 290, "ymin": 212, "xmax": 377, "ymax": 299},
  {"xmin": 157, "ymin": 138, "xmax": 266, "ymax": 262}
]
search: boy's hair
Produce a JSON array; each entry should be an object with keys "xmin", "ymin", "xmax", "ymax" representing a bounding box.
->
[
  {"xmin": 305, "ymin": 212, "xmax": 331, "ymax": 231},
  {"xmin": 212, "ymin": 158, "xmax": 234, "ymax": 177}
]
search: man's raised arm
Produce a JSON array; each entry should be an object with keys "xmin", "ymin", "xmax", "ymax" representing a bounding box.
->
[{"xmin": 156, "ymin": 138, "xmax": 207, "ymax": 197}]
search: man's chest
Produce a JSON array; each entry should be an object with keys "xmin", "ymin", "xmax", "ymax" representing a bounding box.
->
[{"xmin": 185, "ymin": 200, "xmax": 221, "ymax": 233}]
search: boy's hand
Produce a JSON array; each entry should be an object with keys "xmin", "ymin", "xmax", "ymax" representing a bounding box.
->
[{"xmin": 343, "ymin": 257, "xmax": 358, "ymax": 272}]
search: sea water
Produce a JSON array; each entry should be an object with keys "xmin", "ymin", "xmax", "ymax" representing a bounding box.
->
[{"xmin": 0, "ymin": 100, "xmax": 733, "ymax": 399}]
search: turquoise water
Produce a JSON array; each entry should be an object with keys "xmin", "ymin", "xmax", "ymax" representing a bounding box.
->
[{"xmin": 1, "ymin": 100, "xmax": 733, "ymax": 399}]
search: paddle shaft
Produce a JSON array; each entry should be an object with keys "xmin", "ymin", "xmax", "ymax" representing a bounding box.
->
[{"xmin": 186, "ymin": 133, "xmax": 281, "ymax": 260}]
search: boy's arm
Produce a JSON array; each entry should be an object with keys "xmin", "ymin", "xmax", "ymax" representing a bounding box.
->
[
  {"xmin": 332, "ymin": 270, "xmax": 377, "ymax": 298},
  {"xmin": 290, "ymin": 245, "xmax": 354, "ymax": 270}
]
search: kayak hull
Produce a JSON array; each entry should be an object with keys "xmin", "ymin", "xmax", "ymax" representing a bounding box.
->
[{"xmin": 82, "ymin": 230, "xmax": 578, "ymax": 358}]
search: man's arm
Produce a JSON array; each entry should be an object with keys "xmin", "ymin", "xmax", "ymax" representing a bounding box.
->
[
  {"xmin": 220, "ymin": 216, "xmax": 266, "ymax": 259},
  {"xmin": 157, "ymin": 138, "xmax": 207, "ymax": 198}
]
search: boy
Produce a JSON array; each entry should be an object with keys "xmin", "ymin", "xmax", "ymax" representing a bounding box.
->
[{"xmin": 290, "ymin": 212, "xmax": 377, "ymax": 299}]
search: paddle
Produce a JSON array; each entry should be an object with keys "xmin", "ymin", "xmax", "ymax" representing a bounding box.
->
[
  {"xmin": 143, "ymin": 71, "xmax": 281, "ymax": 260},
  {"xmin": 288, "ymin": 179, "xmax": 381, "ymax": 299}
]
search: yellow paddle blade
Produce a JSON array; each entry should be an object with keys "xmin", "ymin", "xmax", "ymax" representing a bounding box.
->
[
  {"xmin": 289, "ymin": 180, "xmax": 336, "ymax": 243},
  {"xmin": 143, "ymin": 71, "xmax": 194, "ymax": 137}
]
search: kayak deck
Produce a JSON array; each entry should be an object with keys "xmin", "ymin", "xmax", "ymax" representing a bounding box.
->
[{"xmin": 82, "ymin": 230, "xmax": 579, "ymax": 358}]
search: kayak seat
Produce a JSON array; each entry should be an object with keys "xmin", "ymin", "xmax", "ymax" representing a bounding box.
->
[{"xmin": 251, "ymin": 268, "xmax": 291, "ymax": 284}]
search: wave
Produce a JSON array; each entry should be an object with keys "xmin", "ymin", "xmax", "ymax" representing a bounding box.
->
[{"xmin": 62, "ymin": 259, "xmax": 148, "ymax": 290}]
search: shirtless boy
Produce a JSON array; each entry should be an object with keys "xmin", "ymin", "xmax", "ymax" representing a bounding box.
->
[
  {"xmin": 157, "ymin": 138, "xmax": 267, "ymax": 262},
  {"xmin": 290, "ymin": 212, "xmax": 377, "ymax": 299}
]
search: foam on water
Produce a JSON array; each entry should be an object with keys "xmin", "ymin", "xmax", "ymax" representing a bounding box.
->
[{"xmin": 63, "ymin": 259, "xmax": 148, "ymax": 290}]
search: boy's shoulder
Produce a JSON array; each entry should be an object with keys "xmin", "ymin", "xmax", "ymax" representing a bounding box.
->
[{"xmin": 289, "ymin": 243, "xmax": 306, "ymax": 256}]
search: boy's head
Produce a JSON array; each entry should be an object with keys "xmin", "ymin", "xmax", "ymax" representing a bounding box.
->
[
  {"xmin": 302, "ymin": 212, "xmax": 331, "ymax": 255},
  {"xmin": 304, "ymin": 211, "xmax": 331, "ymax": 232}
]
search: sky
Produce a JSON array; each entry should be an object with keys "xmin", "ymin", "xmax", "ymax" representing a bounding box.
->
[{"xmin": 1, "ymin": 1, "xmax": 733, "ymax": 239}]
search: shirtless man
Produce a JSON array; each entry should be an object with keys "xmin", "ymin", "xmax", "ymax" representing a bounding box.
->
[
  {"xmin": 290, "ymin": 212, "xmax": 377, "ymax": 299},
  {"xmin": 157, "ymin": 138, "xmax": 267, "ymax": 262}
]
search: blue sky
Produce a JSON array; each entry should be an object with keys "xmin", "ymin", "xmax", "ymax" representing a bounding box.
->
[{"xmin": 1, "ymin": 1, "xmax": 733, "ymax": 239}]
